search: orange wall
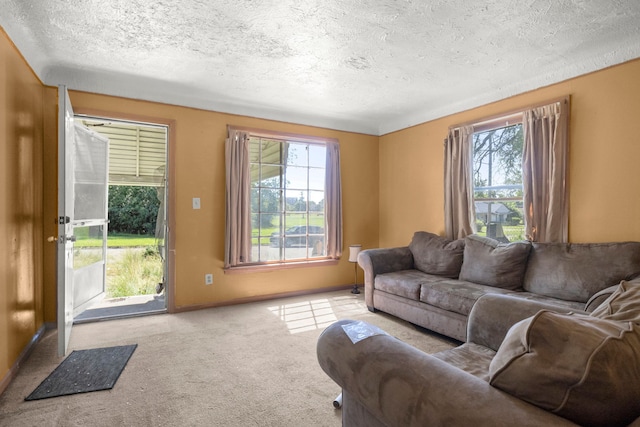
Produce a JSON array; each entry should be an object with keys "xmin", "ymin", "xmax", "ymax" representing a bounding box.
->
[
  {"xmin": 0, "ymin": 29, "xmax": 45, "ymax": 383},
  {"xmin": 379, "ymin": 58, "xmax": 640, "ymax": 247},
  {"xmin": 47, "ymin": 92, "xmax": 380, "ymax": 312}
]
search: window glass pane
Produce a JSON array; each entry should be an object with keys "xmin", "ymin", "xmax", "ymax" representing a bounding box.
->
[
  {"xmin": 260, "ymin": 139, "xmax": 285, "ymax": 164},
  {"xmin": 260, "ymin": 188, "xmax": 282, "ymax": 213},
  {"xmin": 308, "ymin": 212, "xmax": 325, "ymax": 230},
  {"xmin": 263, "ymin": 214, "xmax": 284, "ymax": 260},
  {"xmin": 308, "ymin": 213, "xmax": 325, "ymax": 256},
  {"xmin": 251, "ymin": 213, "xmax": 259, "ymax": 230},
  {"xmin": 249, "ymin": 143, "xmax": 260, "ymax": 163},
  {"xmin": 284, "ymin": 213, "xmax": 306, "ymax": 229},
  {"xmin": 308, "ymin": 168, "xmax": 324, "ymax": 191},
  {"xmin": 250, "ymin": 164, "xmax": 260, "ymax": 184},
  {"xmin": 261, "ymin": 247, "xmax": 282, "ymax": 262},
  {"xmin": 473, "ymin": 123, "xmax": 524, "ymax": 243},
  {"xmin": 258, "ymin": 213, "xmax": 278, "ymax": 239},
  {"xmin": 286, "ymin": 143, "xmax": 307, "ymax": 166},
  {"xmin": 285, "ymin": 189, "xmax": 306, "ymax": 211},
  {"xmin": 309, "ymin": 145, "xmax": 326, "ymax": 168},
  {"xmin": 308, "ymin": 190, "xmax": 324, "ymax": 211},
  {"xmin": 285, "ymin": 166, "xmax": 308, "ymax": 190},
  {"xmin": 270, "ymin": 214, "xmax": 283, "ymax": 232},
  {"xmin": 251, "ymin": 213, "xmax": 260, "ymax": 255},
  {"xmin": 251, "ymin": 188, "xmax": 259, "ymax": 212},
  {"xmin": 260, "ymin": 165, "xmax": 282, "ymax": 187},
  {"xmin": 73, "ymin": 225, "xmax": 104, "ymax": 269}
]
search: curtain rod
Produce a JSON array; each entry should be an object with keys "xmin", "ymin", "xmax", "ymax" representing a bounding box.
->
[
  {"xmin": 227, "ymin": 125, "xmax": 339, "ymax": 145},
  {"xmin": 449, "ymin": 95, "xmax": 570, "ymax": 131}
]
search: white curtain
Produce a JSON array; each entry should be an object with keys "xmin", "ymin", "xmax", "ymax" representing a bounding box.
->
[
  {"xmin": 522, "ymin": 100, "xmax": 569, "ymax": 242},
  {"xmin": 444, "ymin": 125, "xmax": 476, "ymax": 240},
  {"xmin": 224, "ymin": 127, "xmax": 252, "ymax": 268},
  {"xmin": 325, "ymin": 141, "xmax": 343, "ymax": 259}
]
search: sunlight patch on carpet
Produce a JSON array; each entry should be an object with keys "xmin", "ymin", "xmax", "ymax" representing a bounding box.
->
[{"xmin": 268, "ymin": 295, "xmax": 365, "ymax": 334}]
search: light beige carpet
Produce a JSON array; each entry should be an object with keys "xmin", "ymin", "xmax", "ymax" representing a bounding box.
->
[{"xmin": 0, "ymin": 290, "xmax": 457, "ymax": 427}]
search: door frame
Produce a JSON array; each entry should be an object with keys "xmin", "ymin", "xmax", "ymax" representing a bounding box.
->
[{"xmin": 73, "ymin": 107, "xmax": 176, "ymax": 314}]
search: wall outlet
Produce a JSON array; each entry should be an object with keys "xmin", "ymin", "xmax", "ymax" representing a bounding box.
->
[
  {"xmin": 205, "ymin": 273, "xmax": 213, "ymax": 285},
  {"xmin": 192, "ymin": 197, "xmax": 201, "ymax": 209}
]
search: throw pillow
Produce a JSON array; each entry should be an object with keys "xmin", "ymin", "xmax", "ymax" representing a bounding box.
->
[
  {"xmin": 590, "ymin": 280, "xmax": 640, "ymax": 323},
  {"xmin": 458, "ymin": 235, "xmax": 531, "ymax": 290},
  {"xmin": 489, "ymin": 310, "xmax": 640, "ymax": 427},
  {"xmin": 408, "ymin": 231, "xmax": 464, "ymax": 278}
]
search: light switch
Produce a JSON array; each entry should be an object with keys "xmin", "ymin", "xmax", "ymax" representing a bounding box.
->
[{"xmin": 192, "ymin": 197, "xmax": 201, "ymax": 209}]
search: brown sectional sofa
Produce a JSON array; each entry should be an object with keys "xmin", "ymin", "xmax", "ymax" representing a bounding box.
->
[
  {"xmin": 357, "ymin": 231, "xmax": 640, "ymax": 341},
  {"xmin": 318, "ymin": 286, "xmax": 640, "ymax": 426},
  {"xmin": 318, "ymin": 232, "xmax": 640, "ymax": 426},
  {"xmin": 317, "ymin": 236, "xmax": 640, "ymax": 427}
]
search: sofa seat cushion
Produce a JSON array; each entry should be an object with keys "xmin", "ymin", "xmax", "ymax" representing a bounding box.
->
[
  {"xmin": 408, "ymin": 231, "xmax": 465, "ymax": 278},
  {"xmin": 419, "ymin": 279, "xmax": 514, "ymax": 316},
  {"xmin": 523, "ymin": 241, "xmax": 640, "ymax": 303},
  {"xmin": 506, "ymin": 291, "xmax": 585, "ymax": 312},
  {"xmin": 432, "ymin": 343, "xmax": 496, "ymax": 382},
  {"xmin": 459, "ymin": 235, "xmax": 532, "ymax": 290},
  {"xmin": 375, "ymin": 270, "xmax": 445, "ymax": 300},
  {"xmin": 489, "ymin": 310, "xmax": 640, "ymax": 427}
]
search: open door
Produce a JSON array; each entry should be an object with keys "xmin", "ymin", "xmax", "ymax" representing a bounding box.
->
[
  {"xmin": 56, "ymin": 86, "xmax": 109, "ymax": 356},
  {"xmin": 57, "ymin": 86, "xmax": 75, "ymax": 356}
]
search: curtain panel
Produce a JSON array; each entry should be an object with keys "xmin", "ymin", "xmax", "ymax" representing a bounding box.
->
[
  {"xmin": 325, "ymin": 141, "xmax": 343, "ymax": 259},
  {"xmin": 224, "ymin": 127, "xmax": 252, "ymax": 268},
  {"xmin": 522, "ymin": 100, "xmax": 569, "ymax": 243},
  {"xmin": 444, "ymin": 125, "xmax": 476, "ymax": 240}
]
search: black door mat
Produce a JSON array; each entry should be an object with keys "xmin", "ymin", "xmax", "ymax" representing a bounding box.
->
[{"xmin": 25, "ymin": 344, "xmax": 137, "ymax": 401}]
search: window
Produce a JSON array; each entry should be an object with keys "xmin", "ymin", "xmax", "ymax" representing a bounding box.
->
[
  {"xmin": 251, "ymin": 137, "xmax": 327, "ymax": 262},
  {"xmin": 444, "ymin": 97, "xmax": 568, "ymax": 242},
  {"xmin": 225, "ymin": 127, "xmax": 342, "ymax": 269},
  {"xmin": 472, "ymin": 122, "xmax": 525, "ymax": 242}
]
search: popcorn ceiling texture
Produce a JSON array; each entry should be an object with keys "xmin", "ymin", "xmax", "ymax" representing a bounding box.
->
[{"xmin": 2, "ymin": 0, "xmax": 639, "ymax": 134}]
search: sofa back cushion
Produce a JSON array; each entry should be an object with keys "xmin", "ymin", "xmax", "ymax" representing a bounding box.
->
[
  {"xmin": 459, "ymin": 235, "xmax": 531, "ymax": 290},
  {"xmin": 523, "ymin": 242, "xmax": 640, "ymax": 303},
  {"xmin": 489, "ymin": 310, "xmax": 640, "ymax": 427},
  {"xmin": 408, "ymin": 231, "xmax": 464, "ymax": 278}
]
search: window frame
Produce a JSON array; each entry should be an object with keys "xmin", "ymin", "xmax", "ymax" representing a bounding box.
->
[
  {"xmin": 250, "ymin": 135, "xmax": 327, "ymax": 263},
  {"xmin": 224, "ymin": 126, "xmax": 341, "ymax": 272}
]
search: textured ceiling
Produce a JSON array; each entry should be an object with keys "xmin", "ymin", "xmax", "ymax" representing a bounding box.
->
[{"xmin": 2, "ymin": 0, "xmax": 640, "ymax": 135}]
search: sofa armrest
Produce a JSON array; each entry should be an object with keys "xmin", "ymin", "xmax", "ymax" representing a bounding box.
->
[
  {"xmin": 357, "ymin": 247, "xmax": 413, "ymax": 308},
  {"xmin": 317, "ymin": 320, "xmax": 577, "ymax": 427},
  {"xmin": 467, "ymin": 294, "xmax": 588, "ymax": 351},
  {"xmin": 584, "ymin": 284, "xmax": 620, "ymax": 312}
]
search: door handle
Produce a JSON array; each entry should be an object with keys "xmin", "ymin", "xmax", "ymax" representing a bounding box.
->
[{"xmin": 47, "ymin": 236, "xmax": 76, "ymax": 243}]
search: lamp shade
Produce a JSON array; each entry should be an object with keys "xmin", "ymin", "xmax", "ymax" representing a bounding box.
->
[{"xmin": 348, "ymin": 244, "xmax": 362, "ymax": 263}]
